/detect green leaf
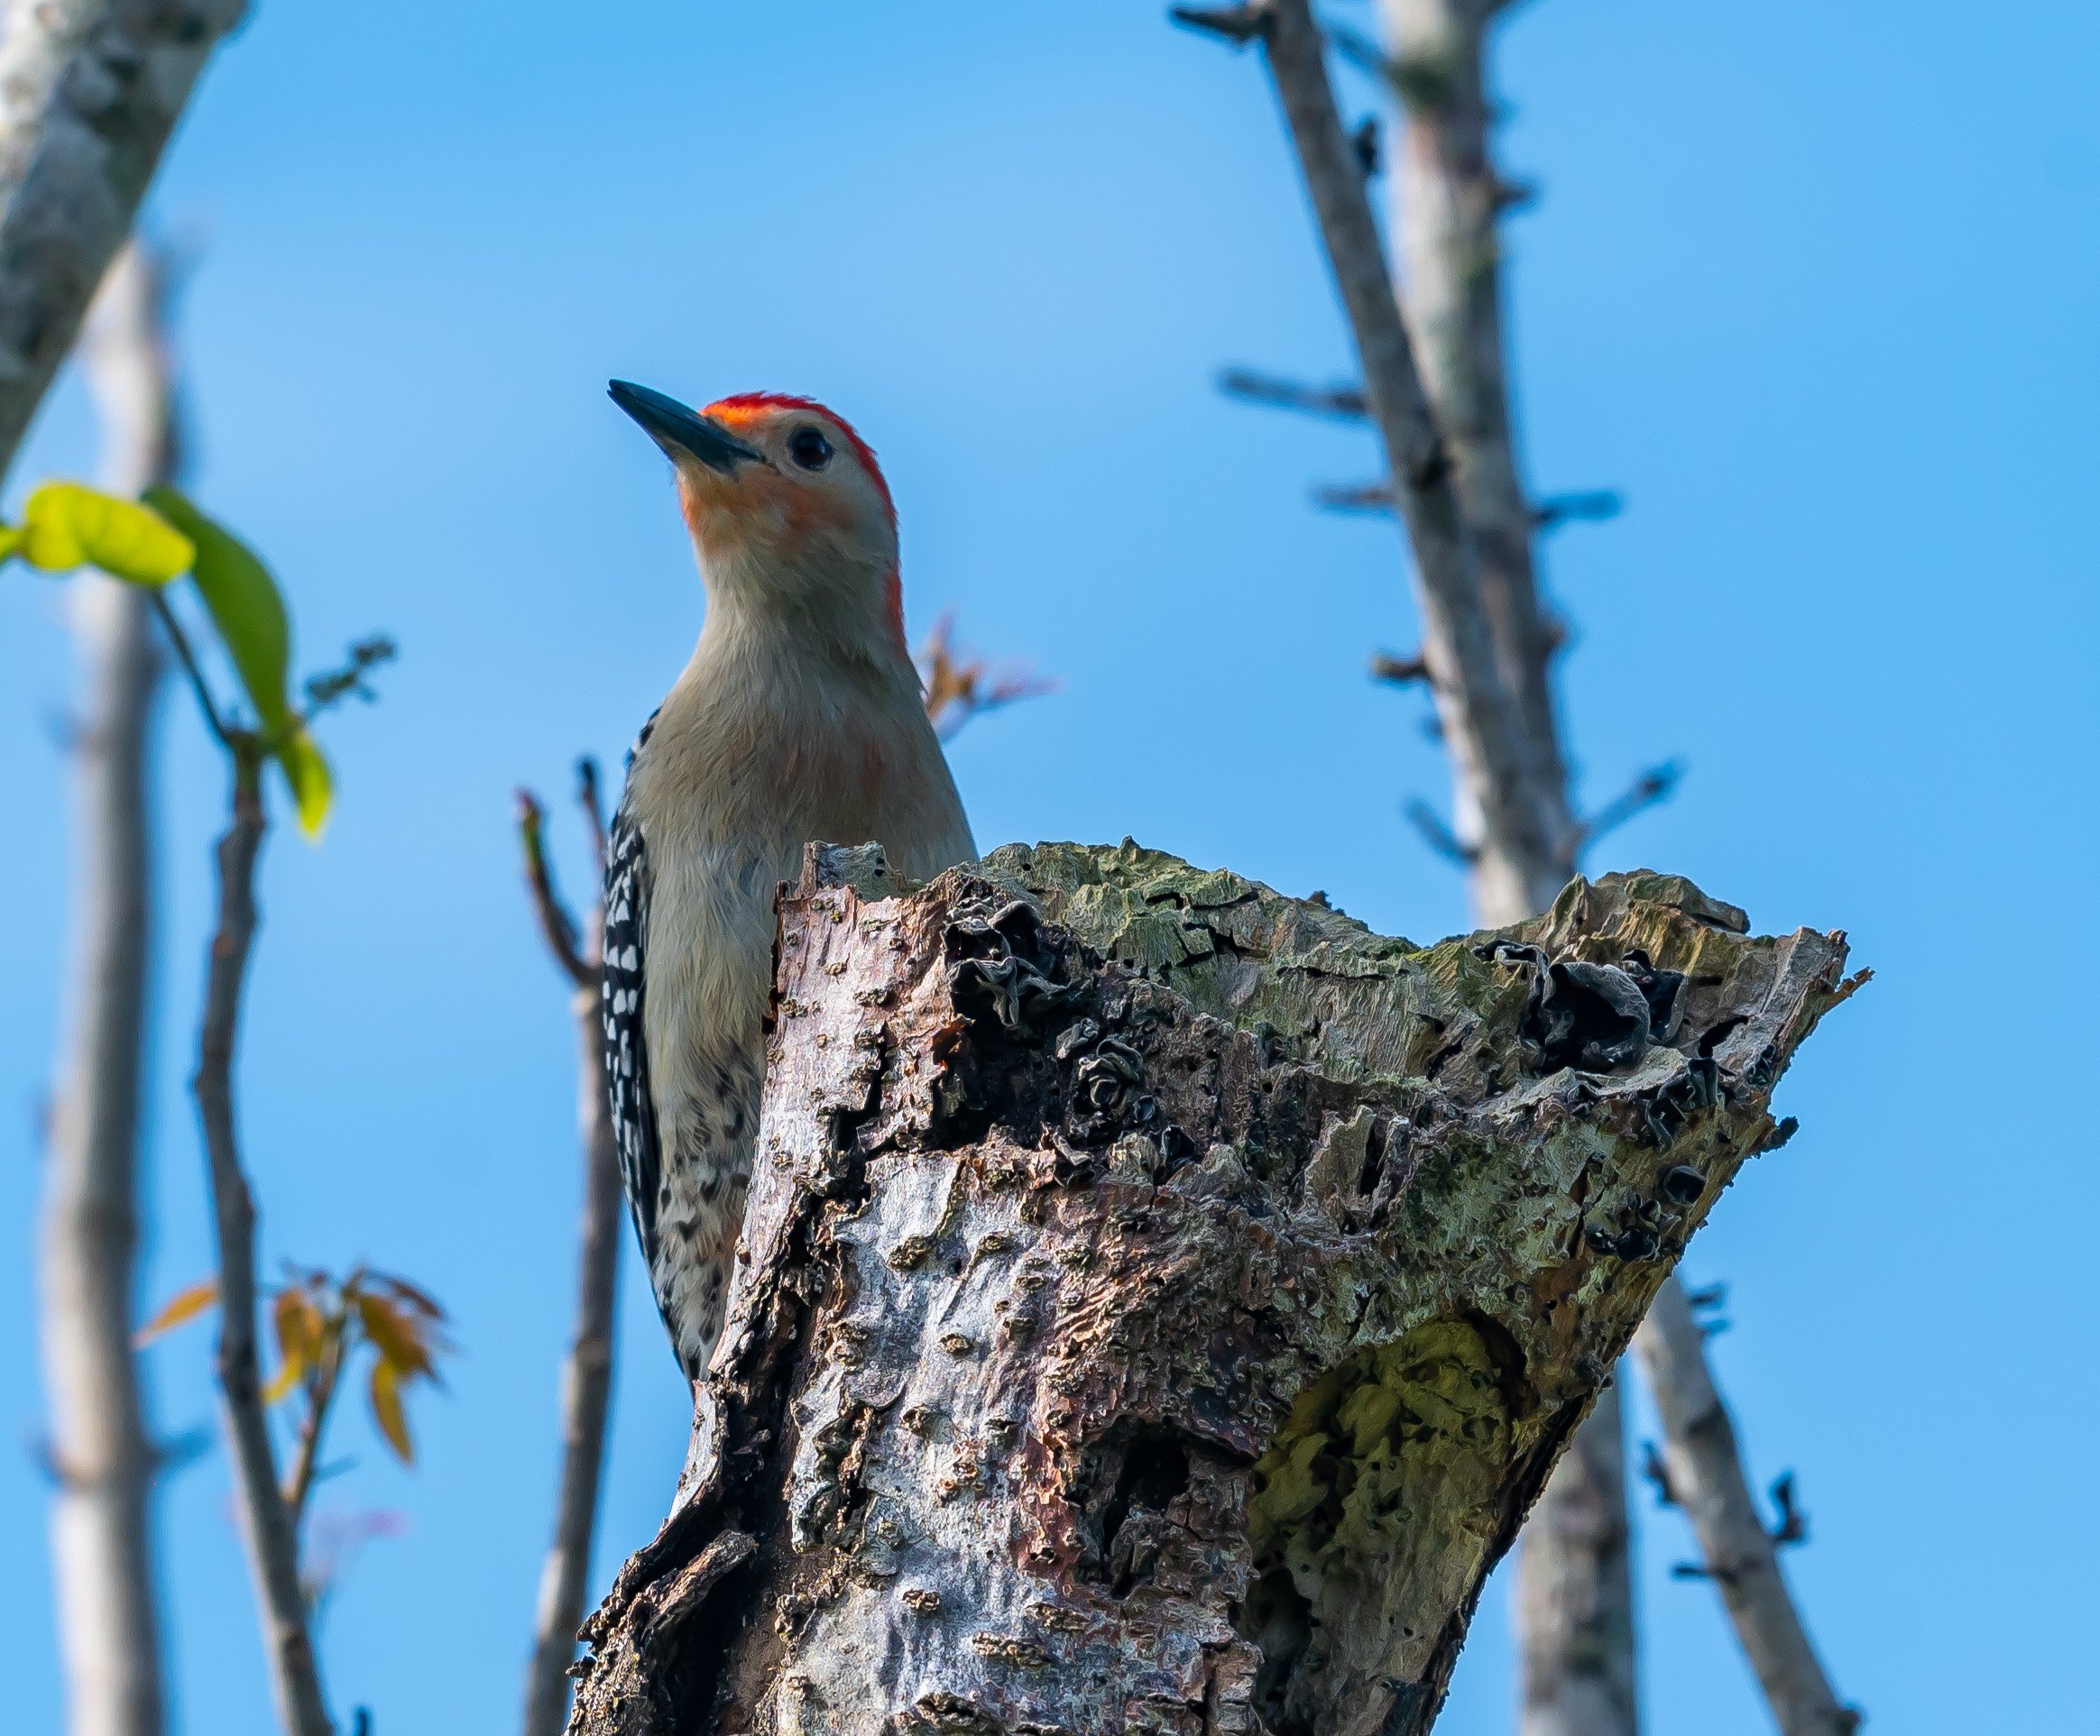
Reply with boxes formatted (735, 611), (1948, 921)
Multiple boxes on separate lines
(0, 525), (23, 563)
(279, 727), (333, 841)
(18, 483), (193, 585)
(145, 486), (335, 839)
(143, 487), (290, 730)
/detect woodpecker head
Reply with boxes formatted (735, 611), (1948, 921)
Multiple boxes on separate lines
(610, 380), (905, 654)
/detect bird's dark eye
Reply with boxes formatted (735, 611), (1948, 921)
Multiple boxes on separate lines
(787, 427), (833, 470)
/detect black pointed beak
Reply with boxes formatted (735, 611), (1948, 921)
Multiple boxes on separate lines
(608, 380), (765, 473)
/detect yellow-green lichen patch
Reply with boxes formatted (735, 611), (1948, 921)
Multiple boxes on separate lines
(1245, 1319), (1523, 1686)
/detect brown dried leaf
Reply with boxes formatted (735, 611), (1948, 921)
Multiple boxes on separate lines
(355, 1290), (434, 1382)
(134, 1278), (218, 1346)
(264, 1287), (324, 1404)
(368, 1357), (412, 1464)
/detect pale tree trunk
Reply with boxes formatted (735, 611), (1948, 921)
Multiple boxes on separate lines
(38, 237), (180, 1736)
(1181, 7), (1852, 1731)
(1369, 5), (1634, 1726)
(0, 0), (246, 482)
(1511, 1382), (1635, 1736)
(1184, 0), (1567, 918)
(566, 841), (1856, 1735)
(1378, 0), (1567, 871)
(1365, 6), (1859, 1727)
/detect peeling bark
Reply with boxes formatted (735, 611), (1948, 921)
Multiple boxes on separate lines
(569, 841), (1853, 1736)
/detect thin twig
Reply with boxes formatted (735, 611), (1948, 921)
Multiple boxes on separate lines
(281, 1327), (346, 1538)
(1534, 490), (1623, 532)
(516, 793), (590, 991)
(1369, 649), (1432, 688)
(1580, 760), (1682, 852)
(1170, 3), (1270, 44)
(1216, 366), (1368, 420)
(1403, 797), (1476, 866)
(916, 612), (1056, 742)
(1313, 480), (1394, 513)
(193, 745), (333, 1736)
(576, 758), (607, 886)
(150, 591), (232, 748)
(301, 637), (398, 720)
(520, 769), (623, 1736)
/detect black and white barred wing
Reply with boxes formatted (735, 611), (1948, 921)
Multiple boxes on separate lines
(601, 799), (661, 1272)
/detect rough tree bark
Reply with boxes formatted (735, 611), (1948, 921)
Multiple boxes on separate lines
(0, 0), (245, 482)
(520, 773), (626, 1736)
(1631, 1284), (1854, 1736)
(39, 237), (180, 1736)
(567, 840), (1856, 1736)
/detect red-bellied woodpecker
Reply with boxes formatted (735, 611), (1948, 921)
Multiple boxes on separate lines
(601, 381), (975, 1381)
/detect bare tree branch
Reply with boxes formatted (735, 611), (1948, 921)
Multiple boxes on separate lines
(1170, 4), (1268, 44)
(1535, 489), (1623, 532)
(1580, 760), (1683, 854)
(148, 591), (232, 749)
(576, 757), (607, 885)
(520, 759), (624, 1736)
(1402, 795), (1475, 865)
(1313, 480), (1625, 529)
(192, 744), (333, 1736)
(1369, 648), (1432, 687)
(1181, 0), (1570, 923)
(515, 791), (589, 990)
(1313, 478), (1394, 512)
(0, 0), (248, 482)
(1634, 1279), (1860, 1735)
(40, 235), (175, 1736)
(1217, 365), (1368, 420)
(1373, 0), (1578, 914)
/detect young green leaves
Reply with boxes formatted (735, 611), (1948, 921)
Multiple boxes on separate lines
(3, 482), (196, 582)
(145, 486), (333, 836)
(1, 479), (335, 837)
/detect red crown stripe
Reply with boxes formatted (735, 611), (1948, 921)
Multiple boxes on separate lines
(705, 391), (896, 525)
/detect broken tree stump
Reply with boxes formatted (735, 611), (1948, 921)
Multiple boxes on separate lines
(569, 840), (1858, 1736)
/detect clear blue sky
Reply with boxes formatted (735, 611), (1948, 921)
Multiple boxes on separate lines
(2, 2), (2095, 1730)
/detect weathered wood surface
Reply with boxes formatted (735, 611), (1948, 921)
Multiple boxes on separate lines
(570, 840), (1856, 1736)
